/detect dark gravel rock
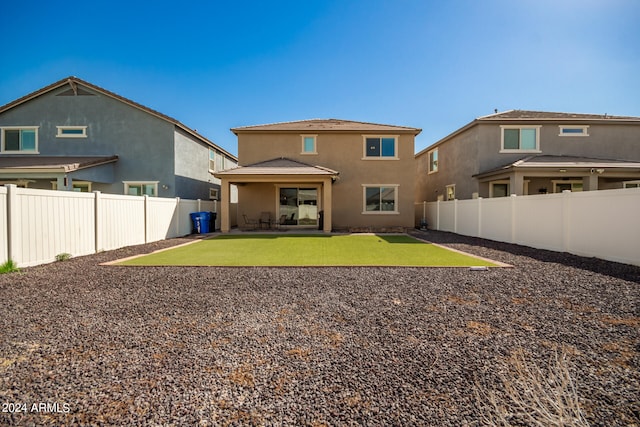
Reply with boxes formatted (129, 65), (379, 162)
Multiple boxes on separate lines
(0, 231), (638, 426)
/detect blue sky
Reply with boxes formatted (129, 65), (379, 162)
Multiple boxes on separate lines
(1, 0), (638, 155)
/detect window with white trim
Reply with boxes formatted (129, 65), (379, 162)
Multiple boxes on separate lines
(623, 180), (640, 188)
(559, 125), (589, 137)
(363, 185), (398, 213)
(500, 126), (541, 152)
(56, 126), (87, 138)
(446, 184), (455, 201)
(1, 127), (38, 152)
(363, 136), (397, 159)
(210, 188), (219, 200)
(301, 135), (317, 154)
(428, 148), (438, 173)
(124, 181), (157, 197)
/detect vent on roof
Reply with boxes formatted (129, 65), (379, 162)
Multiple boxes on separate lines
(56, 86), (95, 96)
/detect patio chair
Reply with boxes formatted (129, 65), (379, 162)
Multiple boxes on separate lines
(259, 211), (272, 229)
(242, 214), (259, 230)
(275, 214), (288, 229)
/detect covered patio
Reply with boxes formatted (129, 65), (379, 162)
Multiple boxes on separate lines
(474, 155), (640, 197)
(215, 158), (339, 233)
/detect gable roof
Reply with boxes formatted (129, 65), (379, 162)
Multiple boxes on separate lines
(232, 119), (421, 135)
(416, 109), (640, 157)
(214, 157), (338, 177)
(478, 110), (640, 121)
(0, 76), (237, 161)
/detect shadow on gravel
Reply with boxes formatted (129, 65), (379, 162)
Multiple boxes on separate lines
(411, 229), (640, 284)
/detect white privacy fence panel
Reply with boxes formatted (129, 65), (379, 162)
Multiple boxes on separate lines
(9, 187), (96, 267)
(147, 197), (180, 242)
(566, 189), (640, 265)
(480, 197), (513, 243)
(98, 193), (146, 252)
(1, 185), (217, 267)
(422, 188), (640, 266)
(513, 194), (564, 252)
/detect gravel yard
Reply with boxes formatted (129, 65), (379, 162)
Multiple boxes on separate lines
(1, 230), (638, 426)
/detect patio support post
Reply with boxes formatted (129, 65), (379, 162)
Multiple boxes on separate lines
(220, 179), (231, 233)
(510, 172), (524, 196)
(322, 177), (332, 233)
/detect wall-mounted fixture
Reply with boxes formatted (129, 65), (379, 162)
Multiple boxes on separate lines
(596, 169), (605, 174)
(161, 184), (169, 190)
(559, 169), (567, 173)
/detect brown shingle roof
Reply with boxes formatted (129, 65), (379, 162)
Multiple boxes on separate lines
(232, 119), (421, 134)
(478, 110), (640, 121)
(0, 156), (118, 172)
(214, 158), (338, 177)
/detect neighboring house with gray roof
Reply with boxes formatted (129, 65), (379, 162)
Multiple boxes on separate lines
(415, 110), (640, 201)
(0, 76), (237, 200)
(215, 119), (421, 232)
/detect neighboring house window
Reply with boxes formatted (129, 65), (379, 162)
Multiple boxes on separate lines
(209, 188), (219, 200)
(56, 126), (87, 138)
(363, 136), (397, 159)
(301, 135), (317, 154)
(1, 127), (38, 153)
(500, 126), (541, 152)
(559, 125), (589, 136)
(428, 148), (438, 173)
(490, 181), (510, 198)
(446, 184), (455, 201)
(623, 180), (640, 188)
(362, 185), (399, 213)
(553, 180), (583, 193)
(209, 149), (216, 172)
(124, 182), (157, 197)
(51, 181), (92, 192)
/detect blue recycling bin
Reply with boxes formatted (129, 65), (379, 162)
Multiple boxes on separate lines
(190, 212), (211, 234)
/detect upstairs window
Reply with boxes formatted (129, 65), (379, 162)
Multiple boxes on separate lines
(428, 148), (438, 173)
(56, 126), (87, 138)
(559, 125), (589, 137)
(209, 149), (224, 172)
(363, 136), (397, 159)
(500, 126), (541, 152)
(1, 127), (38, 152)
(124, 182), (157, 197)
(301, 135), (317, 154)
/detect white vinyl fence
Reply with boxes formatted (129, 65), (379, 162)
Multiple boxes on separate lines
(1, 185), (218, 267)
(416, 188), (640, 267)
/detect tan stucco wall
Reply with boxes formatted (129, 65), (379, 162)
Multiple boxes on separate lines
(236, 131), (416, 230)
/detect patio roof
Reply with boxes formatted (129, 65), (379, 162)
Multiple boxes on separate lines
(0, 155), (119, 174)
(474, 155), (640, 178)
(214, 157), (339, 178)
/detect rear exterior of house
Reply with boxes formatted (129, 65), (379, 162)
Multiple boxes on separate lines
(415, 110), (640, 202)
(0, 77), (237, 200)
(215, 119), (421, 232)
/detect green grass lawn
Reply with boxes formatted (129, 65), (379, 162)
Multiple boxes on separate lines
(118, 234), (499, 267)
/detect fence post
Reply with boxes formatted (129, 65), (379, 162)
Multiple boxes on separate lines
(94, 191), (101, 253)
(197, 199), (202, 212)
(477, 197), (482, 238)
(510, 194), (517, 243)
(144, 195), (149, 243)
(453, 199), (458, 233)
(436, 200), (441, 230)
(562, 190), (571, 252)
(6, 184), (18, 264)
(175, 197), (181, 237)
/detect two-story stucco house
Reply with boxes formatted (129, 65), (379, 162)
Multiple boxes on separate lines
(215, 119), (421, 232)
(415, 110), (640, 202)
(0, 76), (237, 200)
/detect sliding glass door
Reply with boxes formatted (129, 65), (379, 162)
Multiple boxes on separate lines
(279, 187), (318, 226)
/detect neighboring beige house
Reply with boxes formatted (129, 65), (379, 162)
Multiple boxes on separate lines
(215, 119), (421, 232)
(415, 110), (640, 202)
